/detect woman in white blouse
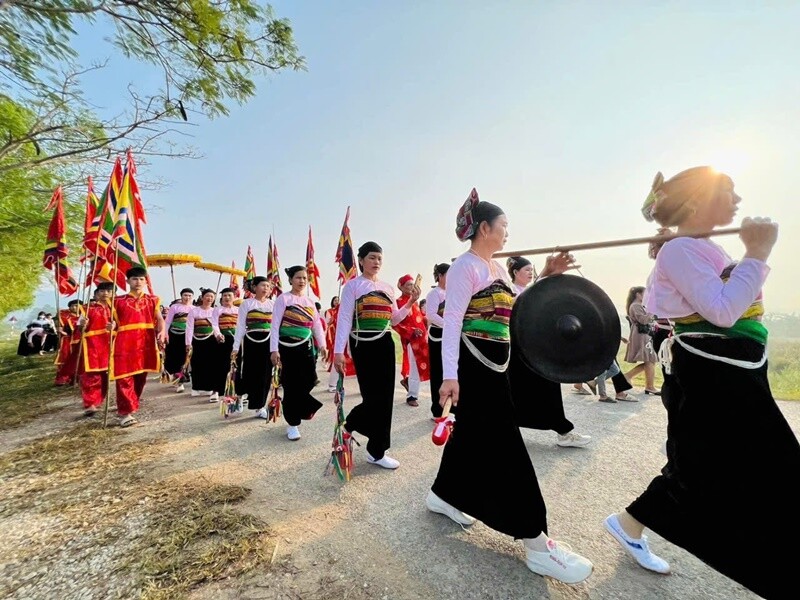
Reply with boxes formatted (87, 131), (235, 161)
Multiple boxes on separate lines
(605, 167), (799, 600)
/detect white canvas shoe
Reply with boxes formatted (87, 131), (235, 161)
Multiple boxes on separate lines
(254, 407), (268, 419)
(175, 383), (185, 393)
(425, 491), (476, 526)
(190, 389), (202, 397)
(604, 514), (670, 574)
(525, 539), (594, 584)
(208, 392), (219, 403)
(287, 425), (301, 441)
(366, 453), (399, 469)
(556, 432), (591, 448)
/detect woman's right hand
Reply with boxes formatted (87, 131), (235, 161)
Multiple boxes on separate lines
(230, 350), (238, 361)
(741, 216), (778, 262)
(334, 353), (346, 374)
(439, 379), (460, 407)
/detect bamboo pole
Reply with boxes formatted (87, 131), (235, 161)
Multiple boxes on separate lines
(492, 227), (741, 259)
(169, 265), (177, 300)
(102, 244), (121, 428)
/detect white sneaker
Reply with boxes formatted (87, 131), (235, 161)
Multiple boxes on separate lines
(604, 514), (670, 574)
(366, 453), (400, 469)
(287, 425), (301, 441)
(557, 432), (591, 448)
(208, 392), (219, 403)
(254, 407), (268, 419)
(190, 389), (201, 397)
(425, 491), (476, 526)
(327, 386), (337, 393)
(175, 383), (185, 393)
(525, 539), (594, 584)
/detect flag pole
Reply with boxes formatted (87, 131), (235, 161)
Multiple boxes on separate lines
(102, 244), (121, 429)
(215, 272), (223, 296)
(170, 264), (177, 299)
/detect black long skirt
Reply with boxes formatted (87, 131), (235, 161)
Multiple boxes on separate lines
(346, 333), (396, 460)
(431, 337), (548, 539)
(428, 327), (444, 418)
(213, 334), (234, 396)
(17, 331), (40, 356)
(43, 332), (58, 352)
(190, 336), (217, 392)
(279, 338), (323, 426)
(238, 332), (271, 410)
(626, 337), (800, 600)
(165, 330), (187, 376)
(508, 343), (573, 435)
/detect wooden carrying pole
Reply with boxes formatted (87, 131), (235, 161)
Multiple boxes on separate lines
(493, 227), (741, 259)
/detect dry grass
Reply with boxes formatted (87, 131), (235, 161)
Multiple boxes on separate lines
(0, 340), (77, 429)
(0, 423), (276, 599)
(137, 482), (275, 600)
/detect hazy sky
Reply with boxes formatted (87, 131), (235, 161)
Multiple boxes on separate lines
(43, 1), (800, 312)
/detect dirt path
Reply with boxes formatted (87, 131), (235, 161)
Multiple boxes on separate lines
(4, 368), (796, 599)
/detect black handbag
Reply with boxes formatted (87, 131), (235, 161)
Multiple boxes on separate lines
(635, 321), (655, 336)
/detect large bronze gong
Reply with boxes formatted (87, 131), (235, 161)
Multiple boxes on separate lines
(510, 274), (621, 383)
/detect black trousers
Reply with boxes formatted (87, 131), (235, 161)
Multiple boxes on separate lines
(428, 327), (444, 417)
(279, 338), (323, 426)
(164, 330), (187, 377)
(190, 336), (217, 391)
(212, 334), (234, 396)
(346, 333), (396, 460)
(508, 344), (573, 435)
(432, 337), (548, 539)
(238, 332), (271, 410)
(626, 337), (800, 600)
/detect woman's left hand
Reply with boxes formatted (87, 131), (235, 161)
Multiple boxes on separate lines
(270, 351), (281, 367)
(317, 348), (328, 363)
(540, 252), (579, 277)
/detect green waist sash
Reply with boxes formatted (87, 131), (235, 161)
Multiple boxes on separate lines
(674, 319), (767, 345)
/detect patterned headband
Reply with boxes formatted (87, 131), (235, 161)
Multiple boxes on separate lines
(641, 171), (666, 222)
(456, 188), (480, 241)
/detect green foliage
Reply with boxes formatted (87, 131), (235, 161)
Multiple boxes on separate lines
(0, 96), (82, 315)
(2, 1), (304, 118)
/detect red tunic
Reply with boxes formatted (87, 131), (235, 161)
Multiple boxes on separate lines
(324, 305), (355, 376)
(394, 295), (430, 381)
(110, 292), (161, 380)
(55, 309), (80, 366)
(80, 300), (112, 373)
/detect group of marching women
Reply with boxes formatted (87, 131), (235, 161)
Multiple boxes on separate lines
(65, 165), (798, 598)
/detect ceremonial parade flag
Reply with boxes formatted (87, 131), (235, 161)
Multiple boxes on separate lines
(266, 235), (282, 297)
(243, 245), (256, 298)
(82, 176), (101, 255)
(229, 261), (241, 298)
(85, 153), (150, 291)
(42, 187), (79, 296)
(335, 206), (357, 284)
(306, 226), (321, 299)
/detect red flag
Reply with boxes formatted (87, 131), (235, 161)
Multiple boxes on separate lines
(334, 207), (357, 284)
(42, 187), (78, 296)
(266, 235), (282, 297)
(306, 226), (321, 299)
(229, 261), (241, 298)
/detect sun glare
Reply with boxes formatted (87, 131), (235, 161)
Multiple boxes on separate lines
(707, 148), (752, 176)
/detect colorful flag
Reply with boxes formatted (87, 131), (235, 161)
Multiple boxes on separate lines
(91, 153), (151, 291)
(85, 158), (124, 288)
(306, 226), (321, 299)
(243, 245), (256, 298)
(266, 235), (282, 297)
(42, 187), (79, 296)
(334, 206), (357, 284)
(229, 261), (241, 298)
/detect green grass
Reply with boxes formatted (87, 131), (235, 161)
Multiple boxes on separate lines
(0, 339), (77, 429)
(618, 338), (800, 401)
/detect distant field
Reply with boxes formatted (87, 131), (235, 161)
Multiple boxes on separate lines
(620, 337), (800, 401)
